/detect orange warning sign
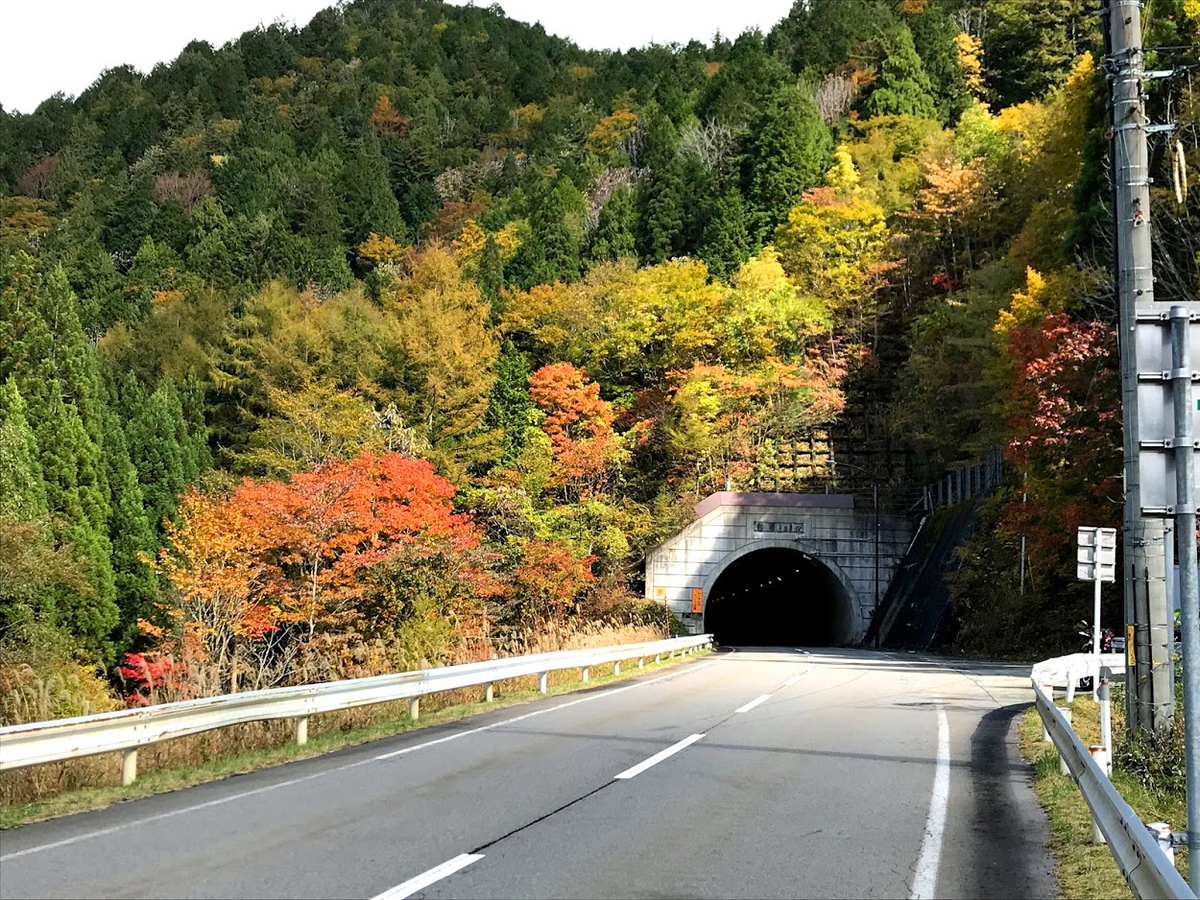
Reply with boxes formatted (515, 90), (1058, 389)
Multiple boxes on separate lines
(691, 588), (703, 614)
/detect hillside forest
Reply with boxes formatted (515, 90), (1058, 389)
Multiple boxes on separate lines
(1, 0), (1198, 722)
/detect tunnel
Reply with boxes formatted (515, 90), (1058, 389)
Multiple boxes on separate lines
(703, 547), (856, 647)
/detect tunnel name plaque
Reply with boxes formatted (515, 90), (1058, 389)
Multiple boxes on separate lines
(752, 521), (805, 535)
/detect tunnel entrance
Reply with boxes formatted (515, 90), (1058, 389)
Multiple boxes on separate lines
(703, 547), (855, 647)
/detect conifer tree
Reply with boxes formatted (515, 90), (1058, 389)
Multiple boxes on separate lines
(1, 256), (118, 652)
(637, 109), (685, 263)
(907, 4), (971, 123)
(340, 130), (406, 252)
(474, 233), (507, 309)
(698, 190), (751, 282)
(588, 184), (637, 264)
(124, 378), (189, 536)
(0, 378), (48, 521)
(103, 170), (157, 264)
(483, 342), (536, 466)
(100, 405), (157, 651)
(745, 83), (833, 241)
(530, 176), (583, 284)
(35, 382), (119, 652)
(862, 25), (937, 119)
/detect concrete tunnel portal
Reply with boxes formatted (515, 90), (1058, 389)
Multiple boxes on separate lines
(703, 547), (856, 647)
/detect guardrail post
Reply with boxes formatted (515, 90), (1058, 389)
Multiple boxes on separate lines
(295, 715), (308, 746)
(582, 666), (589, 683)
(1041, 683), (1056, 742)
(1147, 823), (1175, 866)
(538, 672), (548, 694)
(638, 657), (644, 669)
(613, 661), (620, 676)
(485, 683), (494, 703)
(121, 748), (137, 786)
(409, 697), (419, 722)
(669, 650), (675, 659)
(1058, 709), (1073, 775)
(655, 654), (661, 664)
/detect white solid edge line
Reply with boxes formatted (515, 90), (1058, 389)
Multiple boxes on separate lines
(734, 693), (772, 714)
(1, 657), (719, 862)
(372, 853), (484, 900)
(613, 733), (705, 780)
(910, 700), (950, 900)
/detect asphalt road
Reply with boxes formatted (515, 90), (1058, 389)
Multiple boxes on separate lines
(0, 648), (1055, 900)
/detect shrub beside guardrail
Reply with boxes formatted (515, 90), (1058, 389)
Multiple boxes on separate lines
(0, 634), (713, 786)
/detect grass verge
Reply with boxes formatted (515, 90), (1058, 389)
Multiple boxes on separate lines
(0, 647), (709, 830)
(1018, 696), (1189, 899)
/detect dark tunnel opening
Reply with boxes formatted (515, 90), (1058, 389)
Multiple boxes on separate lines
(703, 547), (854, 647)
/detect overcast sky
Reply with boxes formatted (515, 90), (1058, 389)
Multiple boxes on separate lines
(1, 0), (794, 115)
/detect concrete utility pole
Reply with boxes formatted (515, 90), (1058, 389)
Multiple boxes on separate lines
(1102, 0), (1175, 735)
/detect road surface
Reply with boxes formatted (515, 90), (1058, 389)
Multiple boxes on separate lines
(0, 648), (1055, 899)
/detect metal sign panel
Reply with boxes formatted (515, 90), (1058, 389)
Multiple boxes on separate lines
(1077, 527), (1117, 582)
(1135, 302), (1200, 515)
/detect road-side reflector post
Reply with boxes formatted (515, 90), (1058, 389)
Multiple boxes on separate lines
(1099, 680), (1113, 776)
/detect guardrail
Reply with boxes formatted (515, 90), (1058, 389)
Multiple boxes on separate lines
(0, 634), (713, 785)
(1032, 657), (1195, 900)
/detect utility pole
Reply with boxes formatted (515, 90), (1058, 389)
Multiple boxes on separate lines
(1102, 0), (1175, 735)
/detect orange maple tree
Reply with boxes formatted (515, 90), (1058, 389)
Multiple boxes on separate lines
(528, 363), (620, 497)
(147, 452), (481, 692)
(509, 538), (596, 623)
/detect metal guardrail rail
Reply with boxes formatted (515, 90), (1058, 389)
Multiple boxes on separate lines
(1031, 659), (1195, 900)
(0, 634), (713, 784)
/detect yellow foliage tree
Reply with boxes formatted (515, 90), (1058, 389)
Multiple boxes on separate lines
(357, 232), (409, 269)
(955, 33), (985, 99)
(586, 108), (638, 157)
(452, 219), (522, 262)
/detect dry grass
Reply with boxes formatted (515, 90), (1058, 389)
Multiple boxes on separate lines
(1018, 695), (1189, 899)
(0, 628), (698, 823)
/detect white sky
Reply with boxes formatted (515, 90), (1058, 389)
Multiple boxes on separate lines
(0, 0), (794, 115)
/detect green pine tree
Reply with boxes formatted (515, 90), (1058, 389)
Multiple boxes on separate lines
(588, 184), (637, 264)
(637, 109), (685, 263)
(530, 176), (584, 284)
(482, 342), (536, 467)
(340, 131), (405, 252)
(698, 190), (751, 282)
(745, 83), (833, 241)
(863, 25), (938, 119)
(908, 4), (971, 124)
(0, 377), (49, 521)
(34, 382), (120, 653)
(474, 233), (506, 310)
(0, 255), (119, 653)
(100, 404), (158, 653)
(102, 170), (157, 264)
(123, 378), (189, 536)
